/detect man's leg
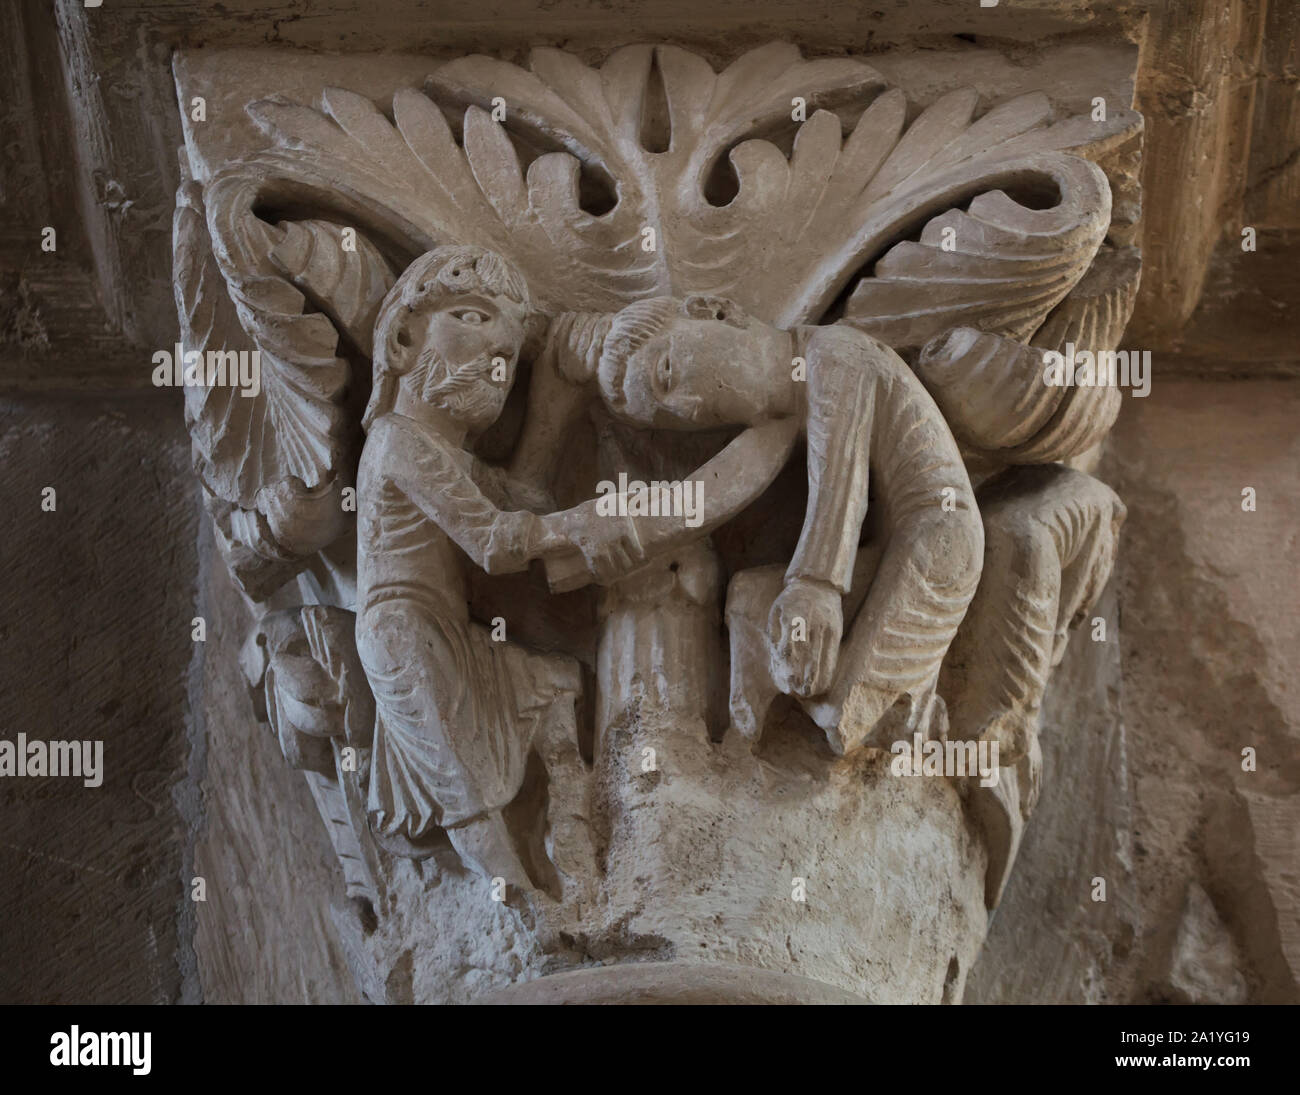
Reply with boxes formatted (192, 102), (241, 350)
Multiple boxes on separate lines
(444, 812), (533, 892)
(806, 502), (983, 754)
(941, 464), (1126, 761)
(357, 603), (534, 887)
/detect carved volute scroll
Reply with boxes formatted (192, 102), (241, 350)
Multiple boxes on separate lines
(174, 42), (1141, 1004)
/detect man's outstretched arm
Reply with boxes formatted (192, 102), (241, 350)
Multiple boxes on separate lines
(769, 326), (878, 698)
(375, 416), (555, 575)
(807, 348), (983, 753)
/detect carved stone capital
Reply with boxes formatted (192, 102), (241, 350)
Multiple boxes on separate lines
(174, 41), (1141, 1003)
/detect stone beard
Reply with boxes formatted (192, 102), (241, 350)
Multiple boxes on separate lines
(409, 342), (507, 426)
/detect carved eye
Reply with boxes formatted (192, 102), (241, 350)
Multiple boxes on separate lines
(656, 352), (674, 391)
(452, 308), (489, 325)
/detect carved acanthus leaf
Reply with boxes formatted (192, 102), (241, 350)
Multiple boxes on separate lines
(219, 45), (1135, 330)
(911, 245), (1141, 463)
(179, 171), (401, 575)
(271, 219), (395, 359)
(180, 175), (336, 507)
(840, 154), (1111, 350)
(1031, 244), (1142, 358)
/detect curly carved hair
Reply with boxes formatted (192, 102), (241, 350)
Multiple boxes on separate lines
(586, 295), (748, 406)
(365, 245), (531, 429)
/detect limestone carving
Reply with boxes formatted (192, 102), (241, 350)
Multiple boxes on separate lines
(173, 42), (1141, 1002)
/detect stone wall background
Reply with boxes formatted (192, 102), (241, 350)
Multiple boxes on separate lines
(0, 394), (199, 1003)
(1, 0), (1296, 1003)
(191, 548), (363, 1004)
(969, 382), (1300, 1004)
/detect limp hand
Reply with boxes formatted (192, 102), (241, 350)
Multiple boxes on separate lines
(767, 577), (843, 698)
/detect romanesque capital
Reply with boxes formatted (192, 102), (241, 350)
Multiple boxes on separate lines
(172, 42), (1142, 1003)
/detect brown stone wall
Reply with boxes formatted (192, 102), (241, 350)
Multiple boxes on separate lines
(0, 393), (199, 1003)
(970, 379), (1300, 1003)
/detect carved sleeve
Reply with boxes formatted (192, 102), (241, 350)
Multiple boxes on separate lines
(786, 330), (875, 594)
(380, 417), (537, 574)
(469, 460), (554, 513)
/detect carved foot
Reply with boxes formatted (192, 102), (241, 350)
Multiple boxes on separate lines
(811, 678), (947, 756)
(446, 809), (534, 897)
(965, 733), (1043, 909)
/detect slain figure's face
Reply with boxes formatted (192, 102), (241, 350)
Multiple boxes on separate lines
(605, 311), (784, 430)
(408, 293), (526, 430)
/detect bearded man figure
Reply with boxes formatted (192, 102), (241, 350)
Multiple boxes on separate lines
(354, 244), (583, 891)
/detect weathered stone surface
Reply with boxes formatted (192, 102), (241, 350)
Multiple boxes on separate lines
(1107, 382), (1300, 1005)
(1166, 882), (1248, 1005)
(966, 582), (1136, 1004)
(971, 379), (1300, 1004)
(0, 394), (199, 1004)
(5, 2), (1294, 389)
(191, 548), (363, 1004)
(353, 707), (988, 1005)
(162, 38), (1140, 1004)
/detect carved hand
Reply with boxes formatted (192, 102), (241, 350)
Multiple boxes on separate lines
(482, 511), (546, 574)
(768, 577), (843, 699)
(544, 511), (646, 586)
(588, 533), (646, 585)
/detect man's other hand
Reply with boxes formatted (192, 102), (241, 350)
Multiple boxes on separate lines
(767, 577), (843, 698)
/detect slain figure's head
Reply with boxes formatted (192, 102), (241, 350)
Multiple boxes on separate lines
(366, 245), (531, 432)
(596, 295), (790, 429)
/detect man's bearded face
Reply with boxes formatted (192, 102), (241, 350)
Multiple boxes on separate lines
(407, 294), (526, 430)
